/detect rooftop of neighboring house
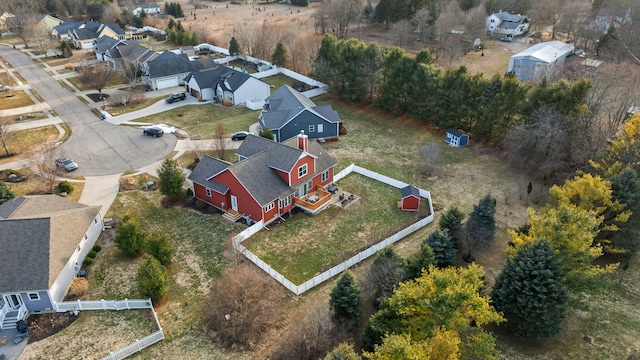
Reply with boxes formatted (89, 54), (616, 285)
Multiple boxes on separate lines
(260, 85), (340, 130)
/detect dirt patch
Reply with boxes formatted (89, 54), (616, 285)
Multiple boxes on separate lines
(26, 312), (79, 343)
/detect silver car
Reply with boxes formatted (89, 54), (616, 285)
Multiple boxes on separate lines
(55, 156), (78, 171)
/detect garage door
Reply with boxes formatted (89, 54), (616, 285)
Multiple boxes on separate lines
(156, 76), (179, 89)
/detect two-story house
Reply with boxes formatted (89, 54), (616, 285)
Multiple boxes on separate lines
(486, 11), (530, 36)
(188, 132), (337, 225)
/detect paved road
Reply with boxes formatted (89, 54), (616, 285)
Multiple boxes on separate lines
(0, 45), (175, 176)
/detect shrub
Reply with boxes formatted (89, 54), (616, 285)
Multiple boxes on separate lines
(92, 244), (102, 253)
(68, 277), (88, 297)
(146, 232), (173, 267)
(58, 181), (73, 194)
(115, 214), (147, 256)
(138, 256), (168, 301)
(83, 257), (93, 266)
(64, 62), (74, 70)
(222, 97), (232, 107)
(87, 250), (97, 259)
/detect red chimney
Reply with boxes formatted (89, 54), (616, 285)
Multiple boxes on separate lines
(297, 130), (308, 152)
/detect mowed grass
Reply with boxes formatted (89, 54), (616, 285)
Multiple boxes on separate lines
(0, 90), (35, 109)
(136, 104), (260, 137)
(261, 73), (300, 89)
(108, 95), (166, 116)
(0, 125), (59, 163)
(247, 173), (428, 285)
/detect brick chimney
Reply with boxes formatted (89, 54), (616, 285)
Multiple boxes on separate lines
(297, 130), (308, 152)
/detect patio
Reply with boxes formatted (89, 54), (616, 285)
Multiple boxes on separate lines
(0, 326), (29, 360)
(294, 187), (332, 213)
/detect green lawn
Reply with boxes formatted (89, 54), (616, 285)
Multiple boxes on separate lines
(135, 104), (260, 137)
(0, 33), (22, 45)
(247, 173), (428, 285)
(108, 95), (166, 116)
(261, 73), (300, 89)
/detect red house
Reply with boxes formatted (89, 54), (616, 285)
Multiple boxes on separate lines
(398, 185), (421, 211)
(188, 132), (337, 225)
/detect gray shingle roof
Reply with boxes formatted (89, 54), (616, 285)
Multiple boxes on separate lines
(187, 155), (230, 194)
(229, 151), (292, 206)
(74, 27), (97, 40)
(236, 134), (305, 173)
(53, 21), (81, 35)
(105, 23), (125, 35)
(186, 65), (254, 92)
(401, 185), (420, 198)
(146, 53), (216, 79)
(94, 36), (122, 53)
(261, 85), (340, 130)
(494, 11), (527, 23)
(0, 195), (101, 293)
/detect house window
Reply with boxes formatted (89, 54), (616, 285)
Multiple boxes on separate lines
(264, 202), (275, 212)
(28, 293), (40, 301)
(94, 218), (98, 224)
(309, 125), (315, 133)
(491, 19), (495, 23)
(84, 234), (88, 241)
(77, 245), (81, 252)
(322, 170), (330, 182)
(280, 196), (291, 208)
(318, 124), (323, 133)
(206, 188), (212, 197)
(298, 164), (308, 178)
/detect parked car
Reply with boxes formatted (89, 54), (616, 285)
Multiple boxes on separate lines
(55, 156), (78, 172)
(143, 127), (164, 137)
(0, 85), (10, 92)
(165, 92), (187, 104)
(231, 131), (249, 141)
(500, 34), (513, 42)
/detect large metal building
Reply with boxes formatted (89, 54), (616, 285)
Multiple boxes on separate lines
(507, 41), (574, 82)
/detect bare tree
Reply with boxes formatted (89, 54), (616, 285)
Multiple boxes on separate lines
(412, 8), (434, 43)
(101, 1), (121, 24)
(322, 0), (364, 39)
(530, 0), (564, 39)
(120, 59), (140, 84)
(6, 15), (38, 47)
(394, 20), (412, 47)
(0, 116), (16, 157)
(213, 122), (228, 160)
(28, 21), (53, 57)
(78, 65), (118, 97)
(30, 143), (60, 193)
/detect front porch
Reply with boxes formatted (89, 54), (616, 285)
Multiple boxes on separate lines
(0, 303), (27, 330)
(294, 187), (332, 214)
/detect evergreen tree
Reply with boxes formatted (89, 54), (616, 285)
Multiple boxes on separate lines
(609, 168), (640, 253)
(58, 42), (73, 58)
(190, 32), (199, 46)
(369, 248), (407, 299)
(491, 240), (568, 338)
(0, 180), (15, 205)
(167, 18), (176, 30)
(229, 36), (240, 56)
(158, 158), (185, 201)
(329, 271), (362, 325)
(146, 231), (174, 267)
(426, 228), (456, 268)
(406, 242), (436, 279)
(259, 126), (274, 140)
(465, 195), (496, 259)
(115, 214), (146, 257)
(271, 42), (288, 67)
(137, 256), (169, 301)
(438, 206), (465, 247)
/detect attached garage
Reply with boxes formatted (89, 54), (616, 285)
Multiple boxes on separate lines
(155, 76), (179, 89)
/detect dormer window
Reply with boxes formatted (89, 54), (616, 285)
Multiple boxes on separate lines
(298, 164), (308, 178)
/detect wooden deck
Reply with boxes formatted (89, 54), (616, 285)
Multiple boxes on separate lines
(294, 188), (332, 213)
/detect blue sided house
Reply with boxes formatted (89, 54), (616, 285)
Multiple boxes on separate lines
(445, 129), (469, 147)
(259, 85), (341, 143)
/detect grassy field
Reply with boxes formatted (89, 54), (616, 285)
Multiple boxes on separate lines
(261, 73), (300, 89)
(0, 90), (35, 109)
(247, 173), (428, 284)
(135, 104), (260, 137)
(0, 33), (23, 45)
(0, 126), (59, 164)
(107, 95), (166, 116)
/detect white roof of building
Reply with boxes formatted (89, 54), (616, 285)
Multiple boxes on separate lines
(511, 41), (574, 64)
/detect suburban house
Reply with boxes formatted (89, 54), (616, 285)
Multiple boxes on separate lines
(0, 195), (103, 329)
(104, 41), (157, 70)
(485, 11), (530, 36)
(93, 36), (124, 62)
(70, 21), (125, 49)
(5, 13), (63, 35)
(445, 129), (469, 147)
(507, 40), (574, 82)
(141, 52), (217, 90)
(398, 185), (421, 211)
(590, 8), (632, 34)
(184, 66), (270, 106)
(259, 85), (341, 143)
(132, 3), (162, 16)
(188, 132), (337, 225)
(52, 21), (81, 41)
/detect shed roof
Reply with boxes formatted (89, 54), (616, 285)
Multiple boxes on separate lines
(401, 185), (420, 199)
(0, 195), (101, 293)
(447, 128), (466, 137)
(510, 41), (574, 64)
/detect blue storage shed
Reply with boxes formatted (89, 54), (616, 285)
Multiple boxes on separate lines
(445, 129), (469, 147)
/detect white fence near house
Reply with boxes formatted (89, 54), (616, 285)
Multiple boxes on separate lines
(232, 164), (434, 295)
(55, 298), (164, 360)
(252, 68), (280, 79)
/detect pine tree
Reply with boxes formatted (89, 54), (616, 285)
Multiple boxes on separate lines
(0, 180), (15, 205)
(465, 195), (496, 260)
(271, 42), (288, 67)
(259, 126), (274, 140)
(426, 228), (456, 268)
(609, 168), (640, 253)
(158, 158), (185, 201)
(229, 36), (240, 56)
(491, 240), (568, 338)
(329, 271), (362, 325)
(167, 18), (176, 29)
(137, 256), (169, 301)
(369, 248), (407, 299)
(438, 206), (465, 247)
(115, 214), (147, 257)
(146, 231), (174, 267)
(406, 241), (436, 279)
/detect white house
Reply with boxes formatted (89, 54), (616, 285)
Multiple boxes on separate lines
(0, 196), (103, 328)
(486, 11), (530, 36)
(184, 65), (270, 107)
(132, 4), (161, 16)
(507, 41), (574, 82)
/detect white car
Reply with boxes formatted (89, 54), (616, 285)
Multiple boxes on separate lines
(55, 156), (78, 171)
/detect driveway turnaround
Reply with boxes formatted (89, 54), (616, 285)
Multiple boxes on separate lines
(0, 46), (175, 176)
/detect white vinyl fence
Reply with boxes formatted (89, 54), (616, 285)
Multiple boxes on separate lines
(233, 164), (434, 295)
(56, 299), (164, 360)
